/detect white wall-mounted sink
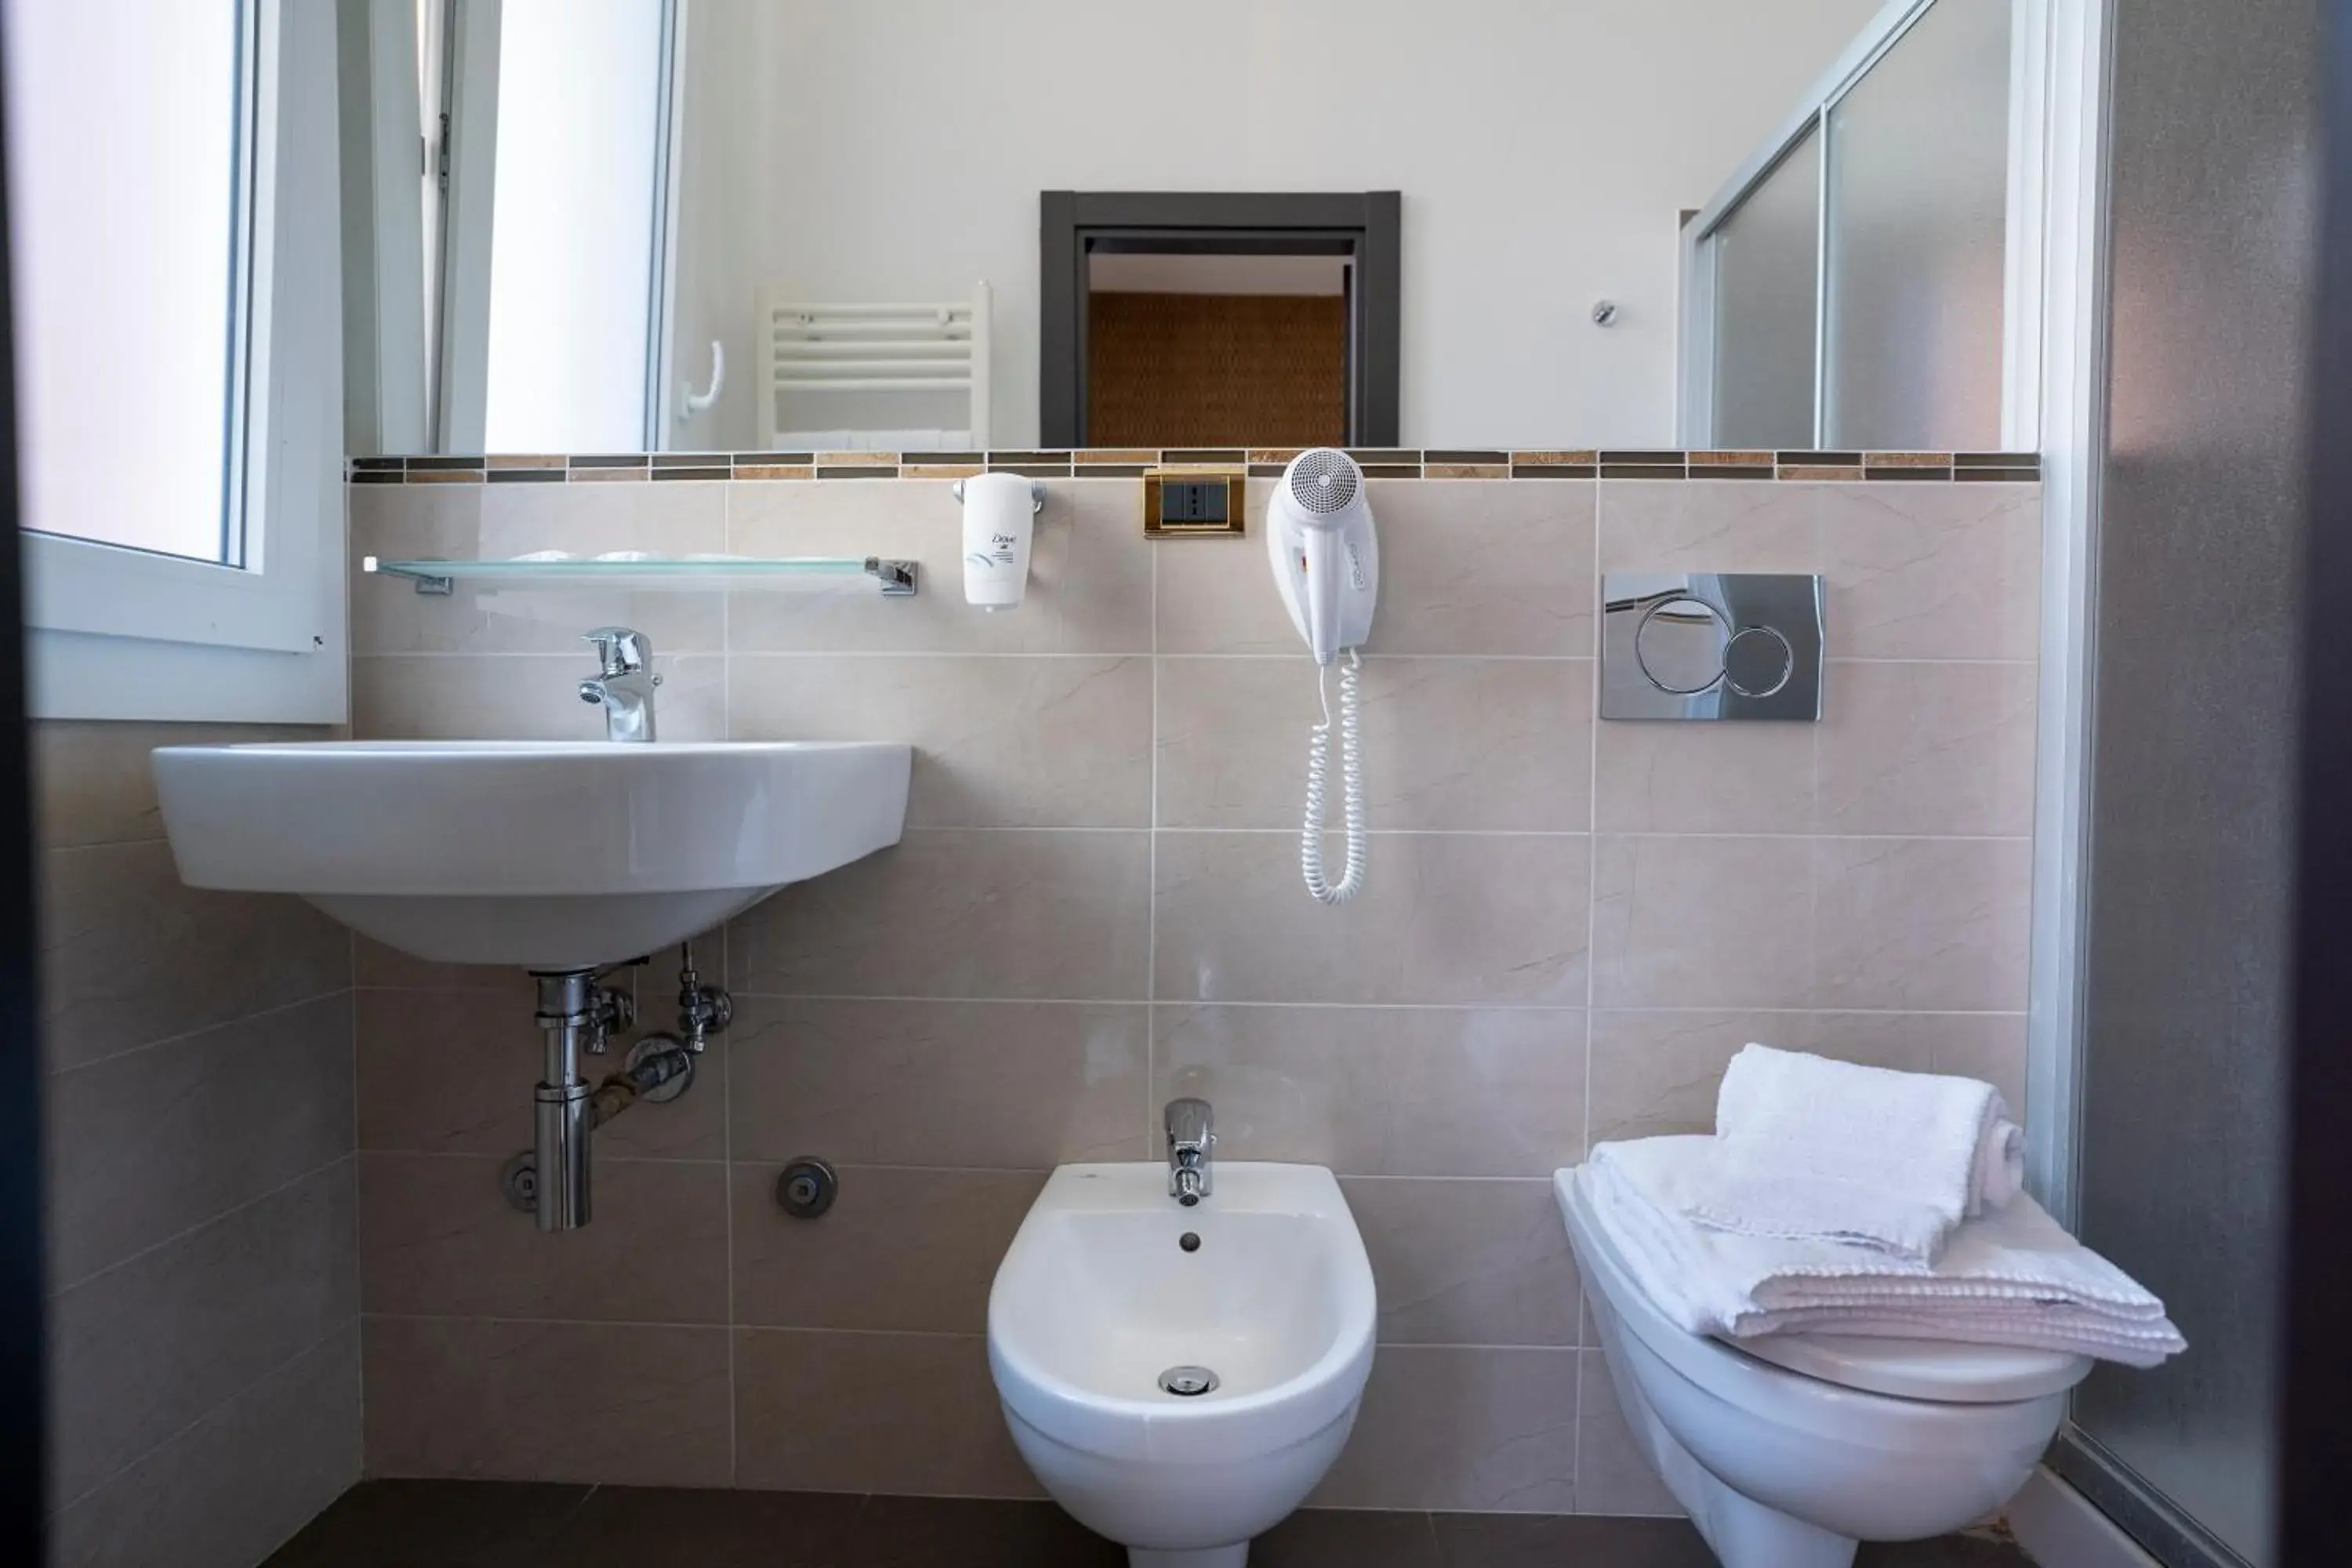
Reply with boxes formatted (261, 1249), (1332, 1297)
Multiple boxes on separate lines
(153, 740), (910, 969)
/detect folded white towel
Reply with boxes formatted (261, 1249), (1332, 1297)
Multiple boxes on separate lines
(1573, 1136), (2185, 1368)
(1681, 1044), (2026, 1261)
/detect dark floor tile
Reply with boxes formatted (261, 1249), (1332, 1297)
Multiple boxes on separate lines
(262, 1482), (2034, 1568)
(261, 1480), (591, 1568)
(1254, 1508), (1440, 1566)
(1433, 1512), (1715, 1566)
(524, 1486), (869, 1567)
(1858, 1530), (2036, 1566)
(842, 1495), (1124, 1567)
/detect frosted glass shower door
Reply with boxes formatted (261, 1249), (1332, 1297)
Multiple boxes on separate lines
(1709, 128), (1822, 452)
(1822, 0), (2013, 450)
(1680, 0), (2023, 452)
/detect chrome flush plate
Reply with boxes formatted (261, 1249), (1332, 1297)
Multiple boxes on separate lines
(1600, 572), (1824, 720)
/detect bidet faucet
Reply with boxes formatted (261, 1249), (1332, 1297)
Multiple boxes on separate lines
(579, 626), (661, 742)
(1166, 1097), (1214, 1206)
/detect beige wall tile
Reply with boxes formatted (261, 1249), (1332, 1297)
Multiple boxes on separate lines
(40, 840), (350, 1069)
(351, 652), (726, 742)
(1814, 661), (2038, 837)
(48, 995), (353, 1286)
(363, 1316), (731, 1485)
(1157, 481), (1595, 657)
(49, 1325), (360, 1568)
(728, 997), (1148, 1167)
(1813, 837), (2032, 1011)
(1598, 662), (2039, 840)
(1343, 1178), (1580, 1348)
(1820, 483), (2042, 661)
(1150, 504), (1296, 657)
(1308, 1345), (1577, 1512)
(1156, 657), (1592, 831)
(728, 479), (1152, 655)
(351, 481), (728, 655)
(735, 1328), (1040, 1497)
(35, 720), (175, 850)
(1573, 1348), (1682, 1516)
(358, 1154), (727, 1323)
(38, 720), (360, 1541)
(1599, 479), (2043, 660)
(730, 829), (1151, 1000)
(1590, 836), (1815, 1009)
(1594, 719), (1816, 834)
(1592, 836), (2031, 1013)
(732, 1165), (1042, 1333)
(1154, 833), (1589, 1006)
(1599, 480), (1816, 579)
(729, 654), (1152, 827)
(34, 720), (331, 850)
(51, 1163), (357, 1501)
(355, 975), (724, 1159)
(1359, 481), (1597, 655)
(1153, 1005), (1583, 1178)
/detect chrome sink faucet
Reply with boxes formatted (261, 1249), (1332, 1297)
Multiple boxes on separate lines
(579, 626), (661, 742)
(1166, 1097), (1214, 1206)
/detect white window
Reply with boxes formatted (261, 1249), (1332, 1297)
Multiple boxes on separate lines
(480, 0), (666, 452)
(4, 0), (346, 723)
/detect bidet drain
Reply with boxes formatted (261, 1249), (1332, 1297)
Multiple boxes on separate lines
(1158, 1365), (1219, 1397)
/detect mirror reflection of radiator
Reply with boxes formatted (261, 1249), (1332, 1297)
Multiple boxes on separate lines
(754, 281), (990, 451)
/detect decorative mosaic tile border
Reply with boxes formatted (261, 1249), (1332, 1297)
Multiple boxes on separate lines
(350, 448), (2041, 485)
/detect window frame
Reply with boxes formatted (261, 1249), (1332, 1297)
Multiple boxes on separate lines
(20, 0), (347, 724)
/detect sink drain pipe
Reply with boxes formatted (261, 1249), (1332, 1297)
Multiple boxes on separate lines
(530, 970), (624, 1232)
(520, 956), (724, 1232)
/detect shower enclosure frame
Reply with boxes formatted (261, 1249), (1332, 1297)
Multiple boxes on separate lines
(1674, 0), (2048, 454)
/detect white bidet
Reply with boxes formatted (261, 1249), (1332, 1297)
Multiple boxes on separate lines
(987, 1162), (1376, 1568)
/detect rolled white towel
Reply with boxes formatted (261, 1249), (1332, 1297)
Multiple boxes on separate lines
(1686, 1044), (2026, 1262)
(1976, 1115), (2026, 1213)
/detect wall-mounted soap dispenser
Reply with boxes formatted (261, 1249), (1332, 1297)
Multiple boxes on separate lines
(953, 474), (1043, 610)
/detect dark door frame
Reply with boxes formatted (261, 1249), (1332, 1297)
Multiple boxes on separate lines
(2281, 4), (2352, 1558)
(0, 37), (46, 1567)
(1039, 191), (1400, 449)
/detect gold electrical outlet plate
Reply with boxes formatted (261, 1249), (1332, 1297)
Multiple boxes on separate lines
(1142, 467), (1247, 538)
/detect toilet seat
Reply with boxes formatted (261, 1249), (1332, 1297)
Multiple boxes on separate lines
(1733, 1329), (2086, 1404)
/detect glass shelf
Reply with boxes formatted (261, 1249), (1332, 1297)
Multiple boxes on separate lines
(361, 554), (918, 597)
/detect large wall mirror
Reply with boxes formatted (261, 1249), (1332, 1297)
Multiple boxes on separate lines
(346, 0), (2031, 456)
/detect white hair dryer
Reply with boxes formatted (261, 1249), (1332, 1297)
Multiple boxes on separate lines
(1266, 449), (1379, 903)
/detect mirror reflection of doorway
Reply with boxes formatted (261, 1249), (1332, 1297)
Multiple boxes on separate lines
(1040, 192), (1400, 448)
(1085, 251), (1349, 448)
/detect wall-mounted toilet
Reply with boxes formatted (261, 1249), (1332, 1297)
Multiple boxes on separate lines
(1559, 1166), (2092, 1568)
(987, 1162), (1375, 1567)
